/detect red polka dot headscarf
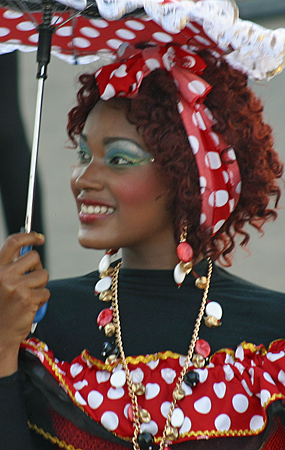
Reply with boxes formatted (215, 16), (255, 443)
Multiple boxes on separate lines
(94, 44), (241, 236)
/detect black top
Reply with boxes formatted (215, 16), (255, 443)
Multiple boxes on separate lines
(1, 260), (284, 450)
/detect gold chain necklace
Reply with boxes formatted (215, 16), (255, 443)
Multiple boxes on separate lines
(109, 258), (213, 450)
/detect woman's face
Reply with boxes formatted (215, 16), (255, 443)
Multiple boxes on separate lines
(71, 100), (175, 258)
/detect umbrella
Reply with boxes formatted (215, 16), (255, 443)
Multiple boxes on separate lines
(0, 0), (285, 325)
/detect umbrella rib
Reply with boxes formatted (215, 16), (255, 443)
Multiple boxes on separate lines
(55, 3), (92, 29)
(6, 0), (40, 25)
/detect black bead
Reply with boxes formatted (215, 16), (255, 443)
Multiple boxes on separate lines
(138, 432), (154, 449)
(184, 370), (200, 387)
(101, 341), (118, 357)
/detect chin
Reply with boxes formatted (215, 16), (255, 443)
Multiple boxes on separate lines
(77, 230), (115, 250)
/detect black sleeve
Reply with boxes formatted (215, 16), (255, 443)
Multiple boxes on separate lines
(0, 371), (36, 450)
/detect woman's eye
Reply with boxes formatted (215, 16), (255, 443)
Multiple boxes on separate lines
(78, 150), (92, 163)
(108, 155), (133, 166)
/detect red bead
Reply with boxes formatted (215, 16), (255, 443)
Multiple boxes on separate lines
(195, 339), (211, 358)
(176, 242), (193, 263)
(97, 308), (113, 327)
(127, 404), (134, 422)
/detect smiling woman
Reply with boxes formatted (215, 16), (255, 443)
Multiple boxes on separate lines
(0, 4), (285, 450)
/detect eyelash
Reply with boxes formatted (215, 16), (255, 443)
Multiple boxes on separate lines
(77, 149), (92, 163)
(107, 155), (134, 166)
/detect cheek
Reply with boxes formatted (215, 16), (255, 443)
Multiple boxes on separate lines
(114, 170), (167, 208)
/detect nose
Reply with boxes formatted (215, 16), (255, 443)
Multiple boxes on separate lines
(73, 158), (104, 192)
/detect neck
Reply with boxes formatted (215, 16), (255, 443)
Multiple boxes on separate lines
(121, 236), (178, 270)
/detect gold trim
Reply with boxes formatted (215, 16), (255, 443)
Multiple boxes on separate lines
(28, 421), (81, 450)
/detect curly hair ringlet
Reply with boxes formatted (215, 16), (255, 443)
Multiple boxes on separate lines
(67, 49), (283, 266)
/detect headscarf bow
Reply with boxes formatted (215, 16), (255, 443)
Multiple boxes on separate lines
(95, 44), (241, 236)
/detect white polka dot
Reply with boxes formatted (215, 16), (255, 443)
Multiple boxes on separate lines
(28, 34), (38, 43)
(213, 220), (225, 234)
(152, 32), (173, 43)
(107, 387), (125, 399)
(140, 420), (158, 435)
(263, 372), (275, 385)
(70, 363), (83, 378)
(227, 148), (237, 161)
(75, 391), (87, 405)
(90, 19), (108, 28)
(235, 345), (244, 361)
(177, 102), (184, 114)
(208, 190), (229, 207)
(223, 170), (229, 184)
(110, 369), (126, 388)
(145, 58), (161, 71)
(258, 389), (271, 407)
(124, 403), (131, 419)
(196, 111), (206, 130)
(181, 381), (193, 396)
(184, 56), (196, 68)
(171, 408), (184, 428)
(101, 83), (116, 101)
(115, 29), (136, 40)
(210, 132), (219, 146)
(229, 198), (235, 212)
(73, 37), (91, 48)
(194, 368), (208, 383)
(0, 27), (10, 37)
(56, 26), (73, 36)
(130, 368), (144, 383)
(161, 401), (171, 418)
(205, 152), (221, 169)
(80, 27), (100, 38)
(145, 383), (160, 399)
(189, 135), (199, 154)
(51, 16), (63, 25)
(73, 380), (88, 390)
(161, 368), (176, 384)
(278, 369), (285, 386)
(250, 415), (265, 431)
(186, 22), (200, 34)
(113, 64), (128, 78)
(223, 365), (234, 381)
(146, 359), (159, 370)
(236, 181), (242, 194)
(188, 80), (206, 95)
(195, 35), (212, 46)
(106, 38), (123, 49)
(267, 351), (285, 362)
(16, 21), (36, 31)
(200, 213), (206, 224)
(215, 414), (231, 431)
(204, 107), (214, 120)
(3, 10), (23, 18)
(126, 20), (145, 30)
(235, 362), (245, 375)
(136, 70), (143, 82)
(241, 379), (253, 397)
(232, 393), (249, 413)
(192, 113), (198, 127)
(180, 416), (192, 434)
(199, 176), (207, 194)
(88, 390), (104, 409)
(101, 411), (119, 431)
(213, 382), (226, 399)
(96, 370), (110, 383)
(194, 396), (211, 414)
(179, 356), (187, 367)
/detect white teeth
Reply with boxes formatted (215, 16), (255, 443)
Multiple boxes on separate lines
(81, 204), (114, 215)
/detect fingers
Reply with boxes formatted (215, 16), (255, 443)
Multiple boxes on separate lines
(0, 232), (45, 266)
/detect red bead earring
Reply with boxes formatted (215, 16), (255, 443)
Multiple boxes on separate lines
(173, 225), (193, 287)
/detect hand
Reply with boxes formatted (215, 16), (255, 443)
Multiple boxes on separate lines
(0, 232), (50, 376)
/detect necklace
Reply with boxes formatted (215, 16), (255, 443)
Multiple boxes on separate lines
(95, 257), (221, 449)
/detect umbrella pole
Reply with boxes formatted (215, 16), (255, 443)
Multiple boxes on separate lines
(23, 0), (54, 234)
(24, 75), (45, 234)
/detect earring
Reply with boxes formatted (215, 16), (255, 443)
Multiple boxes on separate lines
(174, 225), (193, 287)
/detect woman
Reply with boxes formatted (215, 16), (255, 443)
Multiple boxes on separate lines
(0, 17), (285, 450)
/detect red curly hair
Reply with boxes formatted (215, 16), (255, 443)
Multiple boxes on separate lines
(67, 49), (283, 265)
